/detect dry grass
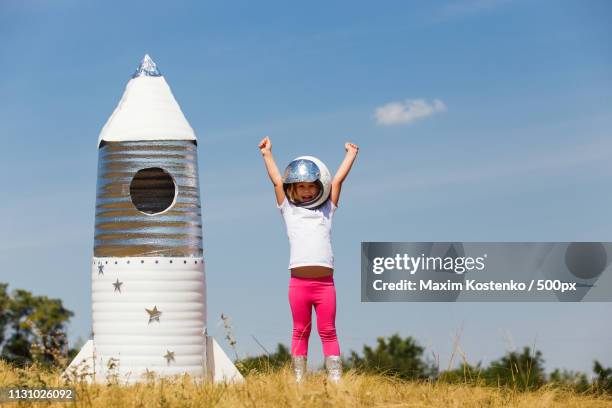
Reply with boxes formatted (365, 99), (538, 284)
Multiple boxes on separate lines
(1, 361), (610, 407)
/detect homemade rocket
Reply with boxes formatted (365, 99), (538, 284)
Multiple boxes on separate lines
(63, 55), (242, 384)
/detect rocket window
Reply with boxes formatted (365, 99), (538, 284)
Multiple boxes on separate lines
(129, 167), (176, 214)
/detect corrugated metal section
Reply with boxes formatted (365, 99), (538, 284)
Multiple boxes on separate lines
(95, 141), (202, 257)
(91, 257), (206, 381)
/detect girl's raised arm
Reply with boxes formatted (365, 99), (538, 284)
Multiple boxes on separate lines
(258, 136), (286, 205)
(330, 142), (359, 207)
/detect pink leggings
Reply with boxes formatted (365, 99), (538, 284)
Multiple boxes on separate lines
(288, 275), (340, 357)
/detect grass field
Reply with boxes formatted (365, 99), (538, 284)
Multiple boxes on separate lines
(1, 361), (611, 407)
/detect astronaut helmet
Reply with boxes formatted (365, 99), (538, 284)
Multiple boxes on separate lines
(282, 156), (332, 209)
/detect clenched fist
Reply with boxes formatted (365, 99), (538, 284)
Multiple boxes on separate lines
(345, 142), (359, 155)
(259, 136), (272, 154)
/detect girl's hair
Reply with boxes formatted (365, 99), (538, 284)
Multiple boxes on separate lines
(285, 183), (299, 202)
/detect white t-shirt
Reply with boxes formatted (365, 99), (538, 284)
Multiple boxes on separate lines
(277, 196), (337, 269)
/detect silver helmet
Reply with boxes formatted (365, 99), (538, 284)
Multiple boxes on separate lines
(282, 156), (332, 209)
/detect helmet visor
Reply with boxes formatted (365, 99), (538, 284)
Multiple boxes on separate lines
(282, 159), (321, 184)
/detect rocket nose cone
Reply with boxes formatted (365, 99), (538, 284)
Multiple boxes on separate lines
(98, 54), (196, 144)
(133, 54), (162, 78)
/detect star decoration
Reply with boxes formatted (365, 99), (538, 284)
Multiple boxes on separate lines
(145, 306), (162, 323)
(163, 350), (175, 365)
(98, 264), (104, 275)
(113, 279), (123, 293)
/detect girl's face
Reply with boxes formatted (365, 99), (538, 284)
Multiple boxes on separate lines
(294, 182), (320, 203)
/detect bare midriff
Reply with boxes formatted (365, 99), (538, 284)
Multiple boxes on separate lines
(290, 265), (334, 278)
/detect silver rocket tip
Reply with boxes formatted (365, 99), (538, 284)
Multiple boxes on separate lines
(132, 54), (162, 78)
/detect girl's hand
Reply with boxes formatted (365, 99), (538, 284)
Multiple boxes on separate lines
(259, 136), (272, 154)
(345, 142), (359, 155)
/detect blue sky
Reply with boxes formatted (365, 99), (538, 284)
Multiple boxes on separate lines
(1, 0), (611, 375)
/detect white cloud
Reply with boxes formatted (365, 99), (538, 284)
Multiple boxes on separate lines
(374, 99), (447, 126)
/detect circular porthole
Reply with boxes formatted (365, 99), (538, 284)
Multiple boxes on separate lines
(129, 167), (176, 215)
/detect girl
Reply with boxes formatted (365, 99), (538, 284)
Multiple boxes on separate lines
(258, 136), (359, 383)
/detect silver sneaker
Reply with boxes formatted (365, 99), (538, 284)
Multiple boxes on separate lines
(324, 355), (342, 383)
(292, 355), (307, 383)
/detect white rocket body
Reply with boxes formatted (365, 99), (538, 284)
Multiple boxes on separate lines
(64, 55), (242, 384)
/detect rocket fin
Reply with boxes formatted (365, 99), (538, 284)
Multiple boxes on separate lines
(61, 339), (95, 382)
(206, 336), (244, 383)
